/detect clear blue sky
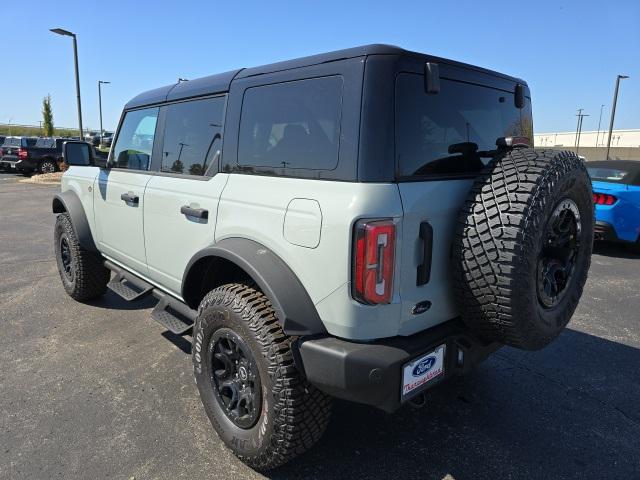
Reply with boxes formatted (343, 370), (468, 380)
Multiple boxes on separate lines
(2, 0), (638, 133)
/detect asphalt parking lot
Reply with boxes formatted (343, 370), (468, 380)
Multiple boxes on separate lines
(1, 172), (639, 480)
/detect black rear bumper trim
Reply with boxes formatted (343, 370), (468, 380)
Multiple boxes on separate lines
(299, 318), (500, 412)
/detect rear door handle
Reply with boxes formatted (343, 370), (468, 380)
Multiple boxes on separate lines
(180, 205), (208, 220)
(120, 192), (139, 204)
(417, 221), (433, 286)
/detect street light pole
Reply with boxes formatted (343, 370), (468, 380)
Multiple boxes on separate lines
(98, 80), (110, 145)
(595, 104), (605, 147)
(605, 74), (629, 160)
(50, 28), (83, 139)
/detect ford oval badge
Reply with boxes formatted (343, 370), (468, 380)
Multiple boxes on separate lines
(412, 356), (436, 377)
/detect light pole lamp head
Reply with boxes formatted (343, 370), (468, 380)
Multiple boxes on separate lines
(50, 28), (75, 37)
(99, 80), (111, 85)
(618, 75), (629, 80)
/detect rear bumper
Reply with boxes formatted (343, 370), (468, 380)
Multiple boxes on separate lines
(0, 156), (19, 170)
(593, 221), (619, 242)
(298, 318), (500, 412)
(0, 158), (36, 172)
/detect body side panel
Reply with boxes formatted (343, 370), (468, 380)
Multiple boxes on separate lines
(144, 174), (229, 293)
(57, 166), (101, 250)
(215, 174), (403, 339)
(93, 169), (153, 274)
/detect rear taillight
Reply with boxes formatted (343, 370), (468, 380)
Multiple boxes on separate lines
(593, 193), (617, 205)
(353, 219), (395, 304)
(18, 148), (28, 159)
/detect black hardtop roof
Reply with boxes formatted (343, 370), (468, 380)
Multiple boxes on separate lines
(125, 44), (527, 109)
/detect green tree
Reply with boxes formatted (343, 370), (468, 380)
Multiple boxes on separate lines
(42, 94), (54, 137)
(170, 159), (184, 173)
(188, 163), (204, 176)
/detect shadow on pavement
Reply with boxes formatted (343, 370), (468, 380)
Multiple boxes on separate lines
(593, 240), (640, 259)
(268, 328), (639, 480)
(161, 330), (192, 354)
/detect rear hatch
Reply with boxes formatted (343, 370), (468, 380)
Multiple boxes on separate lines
(0, 137), (23, 161)
(394, 70), (533, 336)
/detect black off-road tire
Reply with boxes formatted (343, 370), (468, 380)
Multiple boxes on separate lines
(54, 213), (110, 301)
(192, 283), (331, 471)
(453, 149), (593, 350)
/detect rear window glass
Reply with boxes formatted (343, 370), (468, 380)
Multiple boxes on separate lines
(3, 138), (22, 147)
(396, 73), (533, 179)
(238, 76), (343, 171)
(587, 166), (638, 185)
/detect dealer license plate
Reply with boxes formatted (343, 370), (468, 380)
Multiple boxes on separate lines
(401, 344), (446, 400)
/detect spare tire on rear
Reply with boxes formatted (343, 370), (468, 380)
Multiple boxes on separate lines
(452, 149), (593, 350)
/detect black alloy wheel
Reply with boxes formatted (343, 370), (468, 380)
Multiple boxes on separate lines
(39, 160), (56, 174)
(537, 198), (582, 309)
(59, 236), (74, 282)
(210, 328), (262, 429)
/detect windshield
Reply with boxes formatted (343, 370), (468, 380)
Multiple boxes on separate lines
(396, 73), (533, 179)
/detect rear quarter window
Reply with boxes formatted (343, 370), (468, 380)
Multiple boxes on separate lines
(395, 73), (533, 179)
(237, 76), (343, 171)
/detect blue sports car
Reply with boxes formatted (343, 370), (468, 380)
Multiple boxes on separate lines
(587, 160), (640, 249)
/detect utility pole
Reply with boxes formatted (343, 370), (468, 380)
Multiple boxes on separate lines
(575, 109), (589, 156)
(574, 109), (583, 148)
(595, 104), (605, 147)
(605, 74), (629, 160)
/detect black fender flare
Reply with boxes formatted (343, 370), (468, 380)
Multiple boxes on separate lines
(52, 190), (98, 252)
(182, 238), (327, 337)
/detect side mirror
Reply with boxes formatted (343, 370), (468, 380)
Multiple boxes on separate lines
(63, 141), (94, 166)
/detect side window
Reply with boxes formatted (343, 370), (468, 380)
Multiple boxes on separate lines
(111, 107), (159, 170)
(238, 76), (343, 171)
(161, 96), (225, 176)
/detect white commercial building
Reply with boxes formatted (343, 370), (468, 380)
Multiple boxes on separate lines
(534, 129), (640, 148)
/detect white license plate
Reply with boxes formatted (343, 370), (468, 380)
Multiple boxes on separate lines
(402, 344), (446, 399)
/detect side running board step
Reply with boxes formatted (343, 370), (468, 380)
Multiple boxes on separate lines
(151, 291), (197, 335)
(105, 261), (153, 301)
(103, 260), (197, 335)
